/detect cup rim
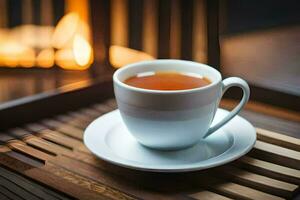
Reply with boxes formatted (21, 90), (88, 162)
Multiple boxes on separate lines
(113, 59), (222, 94)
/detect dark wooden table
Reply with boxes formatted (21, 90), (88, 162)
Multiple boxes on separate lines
(0, 68), (91, 104)
(0, 79), (299, 200)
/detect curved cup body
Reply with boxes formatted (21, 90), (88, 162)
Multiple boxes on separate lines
(113, 60), (248, 150)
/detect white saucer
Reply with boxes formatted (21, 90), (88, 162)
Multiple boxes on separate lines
(84, 109), (256, 172)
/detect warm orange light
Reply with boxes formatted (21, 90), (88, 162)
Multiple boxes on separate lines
(73, 34), (93, 68)
(109, 45), (154, 68)
(0, 26), (55, 68)
(0, 30), (9, 44)
(19, 48), (35, 67)
(65, 0), (91, 42)
(55, 49), (77, 69)
(10, 25), (54, 49)
(36, 48), (55, 68)
(55, 44), (92, 70)
(51, 12), (93, 70)
(51, 12), (80, 49)
(0, 41), (25, 67)
(0, 9), (93, 69)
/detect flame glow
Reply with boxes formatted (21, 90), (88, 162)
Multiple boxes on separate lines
(51, 12), (93, 70)
(51, 13), (80, 49)
(73, 34), (93, 68)
(109, 45), (154, 68)
(36, 48), (55, 68)
(0, 0), (94, 70)
(55, 49), (77, 69)
(0, 41), (32, 67)
(0, 11), (94, 70)
(19, 48), (35, 67)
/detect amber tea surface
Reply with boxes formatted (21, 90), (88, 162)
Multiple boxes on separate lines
(124, 71), (211, 90)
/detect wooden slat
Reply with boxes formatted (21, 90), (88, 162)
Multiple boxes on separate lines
(49, 155), (178, 200)
(44, 162), (135, 200)
(53, 150), (144, 184)
(251, 140), (300, 170)
(212, 181), (283, 200)
(0, 190), (11, 200)
(198, 175), (283, 200)
(1, 148), (132, 200)
(6, 151), (44, 169)
(37, 129), (89, 153)
(60, 150), (108, 169)
(24, 123), (46, 133)
(0, 134), (15, 143)
(4, 137), (187, 200)
(1, 97), (300, 200)
(29, 168), (115, 200)
(232, 106), (300, 138)
(60, 135), (213, 195)
(256, 127), (300, 152)
(49, 148), (286, 199)
(0, 154), (109, 200)
(92, 103), (114, 113)
(56, 114), (89, 129)
(24, 136), (90, 164)
(68, 111), (94, 122)
(23, 136), (58, 156)
(220, 99), (300, 123)
(0, 145), (11, 153)
(7, 141), (53, 163)
(8, 128), (31, 139)
(79, 108), (102, 118)
(237, 156), (300, 185)
(0, 166), (70, 200)
(48, 150), (184, 197)
(35, 166), (116, 200)
(59, 109), (107, 130)
(189, 190), (232, 200)
(56, 106), (106, 129)
(23, 135), (73, 156)
(2, 143), (132, 200)
(217, 165), (298, 198)
(54, 149), (151, 186)
(24, 131), (91, 160)
(0, 185), (23, 200)
(42, 119), (83, 140)
(0, 175), (40, 200)
(54, 110), (300, 198)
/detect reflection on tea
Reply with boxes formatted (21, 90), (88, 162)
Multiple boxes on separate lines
(124, 71), (211, 90)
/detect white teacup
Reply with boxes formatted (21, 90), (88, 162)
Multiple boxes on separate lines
(113, 60), (250, 150)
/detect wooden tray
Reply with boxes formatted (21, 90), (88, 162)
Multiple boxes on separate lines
(0, 80), (299, 200)
(0, 100), (300, 199)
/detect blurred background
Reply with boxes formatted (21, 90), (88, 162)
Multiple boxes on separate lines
(0, 0), (299, 110)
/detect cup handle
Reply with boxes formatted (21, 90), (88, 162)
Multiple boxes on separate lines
(203, 77), (250, 138)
